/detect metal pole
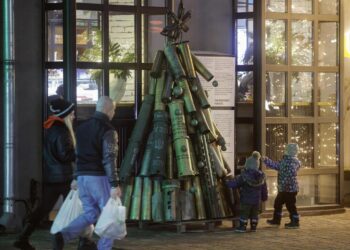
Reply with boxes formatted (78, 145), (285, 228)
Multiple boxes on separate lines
(2, 0), (15, 215)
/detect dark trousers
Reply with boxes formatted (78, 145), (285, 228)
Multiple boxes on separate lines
(26, 182), (70, 228)
(240, 203), (259, 221)
(274, 191), (298, 217)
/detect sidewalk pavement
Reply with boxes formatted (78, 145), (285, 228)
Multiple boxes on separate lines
(1, 208), (350, 250)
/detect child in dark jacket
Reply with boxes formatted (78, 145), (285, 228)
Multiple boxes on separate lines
(263, 143), (301, 229)
(226, 151), (268, 232)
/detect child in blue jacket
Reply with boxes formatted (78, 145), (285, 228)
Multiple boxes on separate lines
(226, 151), (268, 232)
(263, 143), (301, 229)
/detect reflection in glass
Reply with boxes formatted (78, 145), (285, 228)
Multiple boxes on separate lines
(291, 123), (314, 168)
(265, 20), (286, 64)
(291, 20), (313, 66)
(318, 73), (337, 117)
(76, 10), (102, 62)
(291, 72), (313, 116)
(142, 15), (166, 63)
(142, 70), (150, 99)
(266, 72), (286, 117)
(47, 0), (62, 2)
(110, 0), (134, 5)
(291, 0), (312, 14)
(318, 22), (338, 66)
(109, 12), (135, 63)
(319, 0), (339, 15)
(266, 124), (287, 160)
(266, 174), (337, 208)
(142, 0), (165, 7)
(266, 0), (286, 13)
(77, 0), (101, 3)
(318, 123), (338, 167)
(237, 19), (254, 65)
(76, 69), (100, 105)
(237, 0), (254, 12)
(237, 71), (253, 102)
(47, 10), (63, 62)
(317, 175), (337, 204)
(47, 69), (63, 96)
(236, 124), (254, 167)
(109, 70), (135, 104)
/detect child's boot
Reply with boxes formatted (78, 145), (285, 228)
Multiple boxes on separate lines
(235, 218), (248, 233)
(285, 214), (299, 229)
(250, 218), (258, 232)
(266, 212), (281, 226)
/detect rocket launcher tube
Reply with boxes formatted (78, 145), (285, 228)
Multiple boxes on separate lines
(154, 71), (166, 111)
(150, 50), (165, 78)
(177, 41), (196, 79)
(129, 176), (143, 220)
(141, 177), (152, 221)
(191, 77), (210, 109)
(119, 95), (154, 182)
(191, 53), (214, 81)
(164, 44), (186, 80)
(177, 78), (196, 114)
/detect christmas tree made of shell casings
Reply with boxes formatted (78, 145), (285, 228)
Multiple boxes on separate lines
(119, 2), (234, 223)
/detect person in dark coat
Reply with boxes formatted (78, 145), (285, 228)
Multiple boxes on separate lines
(13, 99), (76, 250)
(226, 151), (268, 232)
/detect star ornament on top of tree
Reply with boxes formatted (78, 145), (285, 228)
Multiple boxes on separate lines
(161, 0), (191, 42)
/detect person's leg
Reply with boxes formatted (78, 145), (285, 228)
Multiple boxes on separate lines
(250, 204), (259, 232)
(267, 192), (285, 225)
(235, 203), (250, 233)
(92, 176), (114, 250)
(285, 192), (299, 228)
(60, 177), (101, 243)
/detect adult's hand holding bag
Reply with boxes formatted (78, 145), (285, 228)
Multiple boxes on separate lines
(94, 197), (127, 240)
(50, 190), (81, 234)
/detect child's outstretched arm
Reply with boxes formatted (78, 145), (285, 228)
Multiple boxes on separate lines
(263, 156), (281, 171)
(225, 175), (243, 189)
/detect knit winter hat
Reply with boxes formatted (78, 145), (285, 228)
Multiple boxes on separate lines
(244, 151), (261, 170)
(284, 143), (299, 157)
(49, 98), (74, 118)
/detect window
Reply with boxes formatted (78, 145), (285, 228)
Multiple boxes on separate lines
(44, 0), (170, 120)
(263, 0), (340, 207)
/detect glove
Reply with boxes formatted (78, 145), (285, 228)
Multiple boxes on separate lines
(110, 186), (122, 199)
(70, 179), (78, 190)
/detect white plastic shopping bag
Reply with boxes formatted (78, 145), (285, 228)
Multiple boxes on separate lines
(94, 197), (127, 240)
(50, 190), (94, 237)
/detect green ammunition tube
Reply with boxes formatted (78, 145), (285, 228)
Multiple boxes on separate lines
(149, 111), (169, 177)
(129, 176), (143, 221)
(177, 78), (196, 113)
(152, 179), (164, 222)
(192, 176), (207, 220)
(192, 77), (210, 109)
(181, 178), (196, 220)
(139, 132), (154, 177)
(191, 53), (214, 81)
(168, 100), (188, 141)
(122, 177), (134, 219)
(185, 113), (196, 135)
(148, 77), (157, 96)
(178, 41), (196, 79)
(166, 137), (174, 179)
(141, 177), (152, 221)
(162, 179), (180, 222)
(161, 73), (174, 104)
(155, 71), (166, 111)
(209, 143), (227, 178)
(213, 122), (227, 151)
(120, 95), (154, 182)
(150, 50), (165, 78)
(164, 44), (186, 80)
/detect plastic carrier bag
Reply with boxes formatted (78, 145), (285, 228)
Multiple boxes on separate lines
(94, 197), (127, 240)
(50, 190), (94, 237)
